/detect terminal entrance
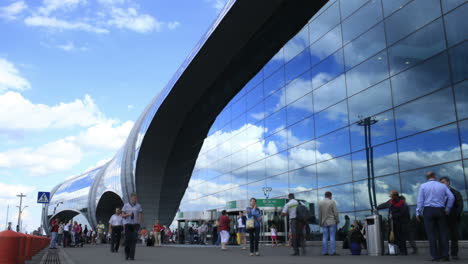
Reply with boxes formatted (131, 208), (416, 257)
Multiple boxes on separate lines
(95, 191), (124, 227)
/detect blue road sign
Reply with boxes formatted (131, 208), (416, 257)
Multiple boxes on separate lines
(37, 192), (50, 204)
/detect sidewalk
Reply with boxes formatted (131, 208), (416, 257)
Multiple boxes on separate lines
(62, 243), (467, 264)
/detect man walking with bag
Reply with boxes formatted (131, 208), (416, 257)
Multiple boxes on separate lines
(440, 177), (464, 260)
(122, 192), (143, 261)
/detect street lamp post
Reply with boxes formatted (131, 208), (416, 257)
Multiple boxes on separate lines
(357, 116), (379, 214)
(16, 193), (27, 232)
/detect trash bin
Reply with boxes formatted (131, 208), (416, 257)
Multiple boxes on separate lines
(365, 214), (383, 256)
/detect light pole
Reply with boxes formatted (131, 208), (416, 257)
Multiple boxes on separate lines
(262, 187), (272, 199)
(5, 204), (9, 230)
(16, 193), (27, 232)
(357, 116), (379, 214)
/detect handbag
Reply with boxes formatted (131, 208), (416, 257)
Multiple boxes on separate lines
(246, 218), (255, 230)
(388, 243), (398, 255)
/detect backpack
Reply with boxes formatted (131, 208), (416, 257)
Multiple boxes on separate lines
(296, 201), (313, 223)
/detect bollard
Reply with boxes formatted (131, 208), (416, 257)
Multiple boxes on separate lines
(0, 230), (21, 264)
(16, 232), (27, 264)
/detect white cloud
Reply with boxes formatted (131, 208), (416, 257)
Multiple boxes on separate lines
(38, 0), (86, 16)
(127, 104), (134, 110)
(0, 91), (104, 131)
(0, 1), (28, 20)
(206, 0), (227, 11)
(76, 120), (134, 151)
(108, 7), (161, 33)
(57, 41), (75, 51)
(0, 58), (31, 92)
(24, 15), (109, 33)
(167, 21), (180, 30)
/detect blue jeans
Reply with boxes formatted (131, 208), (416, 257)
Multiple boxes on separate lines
(49, 232), (57, 248)
(322, 224), (337, 254)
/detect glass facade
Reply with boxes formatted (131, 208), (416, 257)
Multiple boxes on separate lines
(180, 0), (468, 240)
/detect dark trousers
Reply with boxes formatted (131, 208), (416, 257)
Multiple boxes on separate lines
(392, 217), (408, 255)
(248, 227), (260, 253)
(124, 224), (139, 259)
(63, 231), (70, 247)
(447, 216), (460, 257)
(290, 219), (304, 254)
(423, 207), (449, 259)
(111, 226), (123, 252)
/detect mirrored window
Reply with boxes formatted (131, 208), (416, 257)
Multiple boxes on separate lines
(348, 80), (392, 124)
(318, 183), (355, 212)
(459, 120), (468, 159)
(266, 173), (290, 198)
(382, 0), (412, 17)
(285, 49), (311, 84)
(397, 124), (461, 171)
(316, 127), (351, 162)
(444, 3), (468, 47)
(354, 174), (401, 211)
(310, 25), (342, 67)
(265, 151), (289, 177)
(442, 0), (466, 13)
(286, 92), (313, 126)
(395, 87), (456, 138)
(344, 22), (386, 70)
(265, 132), (288, 156)
(313, 74), (346, 113)
(454, 81), (468, 120)
(284, 26), (309, 63)
(340, 0), (369, 20)
(309, 1), (340, 44)
(288, 141), (316, 170)
(449, 41), (468, 83)
(391, 52), (450, 106)
(247, 180), (267, 199)
(342, 0), (383, 44)
(264, 88), (285, 116)
(312, 49), (345, 88)
(352, 141), (399, 181)
(264, 49), (284, 77)
(248, 159), (265, 183)
(315, 100), (349, 137)
(346, 50), (389, 96)
(288, 116), (314, 148)
(264, 66), (285, 97)
(388, 18), (446, 75)
(246, 83), (264, 110)
(288, 165), (317, 192)
(246, 101), (265, 125)
(385, 0), (441, 45)
(286, 71), (312, 105)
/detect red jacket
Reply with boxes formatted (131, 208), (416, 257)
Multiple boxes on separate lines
(50, 220), (59, 233)
(218, 215), (230, 232)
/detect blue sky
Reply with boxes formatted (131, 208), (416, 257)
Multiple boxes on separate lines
(0, 0), (227, 232)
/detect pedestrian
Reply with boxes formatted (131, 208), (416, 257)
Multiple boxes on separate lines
(439, 177), (464, 260)
(318, 191), (339, 256)
(153, 220), (163, 246)
(416, 172), (454, 262)
(247, 198), (262, 256)
(199, 221), (208, 245)
(73, 222), (81, 247)
(347, 221), (366, 255)
(49, 218), (59, 249)
(122, 192), (143, 261)
(270, 224), (278, 247)
(96, 221), (105, 244)
(387, 191), (410, 255)
(282, 193), (302, 256)
(140, 228), (147, 245)
(188, 224), (195, 244)
(57, 222), (64, 246)
(218, 210), (230, 250)
(237, 211), (247, 250)
(108, 207), (123, 253)
(63, 220), (71, 247)
(212, 220), (219, 245)
(83, 225), (88, 244)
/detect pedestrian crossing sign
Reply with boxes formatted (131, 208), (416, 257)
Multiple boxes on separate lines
(37, 192), (50, 204)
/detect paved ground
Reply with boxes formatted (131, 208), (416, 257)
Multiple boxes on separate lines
(62, 243), (468, 264)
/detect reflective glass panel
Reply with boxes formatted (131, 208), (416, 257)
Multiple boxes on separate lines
(248, 159), (265, 183)
(342, 0), (383, 44)
(288, 141), (316, 170)
(286, 71), (312, 105)
(311, 49), (345, 88)
(286, 92), (313, 126)
(315, 100), (349, 137)
(313, 74), (346, 113)
(346, 50), (389, 96)
(316, 127), (351, 162)
(246, 83), (264, 110)
(382, 0), (412, 17)
(310, 25), (342, 67)
(344, 22), (386, 70)
(284, 26), (309, 63)
(264, 88), (285, 116)
(442, 0), (466, 14)
(395, 87), (456, 138)
(264, 49), (284, 77)
(264, 66), (285, 97)
(391, 52), (451, 106)
(266, 173), (290, 198)
(449, 41), (468, 83)
(354, 174), (401, 210)
(340, 0), (369, 20)
(460, 120), (468, 159)
(388, 18), (446, 75)
(288, 116), (314, 148)
(265, 151), (289, 177)
(397, 124), (461, 171)
(444, 3), (468, 47)
(348, 80), (392, 124)
(385, 0), (441, 45)
(285, 49), (311, 84)
(264, 107), (286, 137)
(455, 81), (468, 120)
(318, 183), (355, 212)
(289, 165), (317, 192)
(309, 1), (341, 44)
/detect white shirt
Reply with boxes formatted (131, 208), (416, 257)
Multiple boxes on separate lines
(122, 202), (143, 225)
(270, 228), (277, 236)
(64, 223), (70, 232)
(237, 217), (245, 228)
(109, 214), (123, 226)
(282, 199), (299, 219)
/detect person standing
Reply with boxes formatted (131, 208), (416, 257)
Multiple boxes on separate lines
(49, 218), (59, 249)
(440, 177), (464, 260)
(237, 211), (247, 250)
(96, 221), (105, 244)
(57, 222), (64, 246)
(153, 220), (163, 247)
(270, 224), (278, 247)
(282, 193), (301, 256)
(388, 190), (410, 255)
(416, 172), (454, 262)
(108, 207), (123, 253)
(318, 191), (339, 256)
(63, 220), (71, 247)
(199, 222), (208, 245)
(218, 210), (230, 250)
(122, 192), (143, 261)
(247, 198), (262, 256)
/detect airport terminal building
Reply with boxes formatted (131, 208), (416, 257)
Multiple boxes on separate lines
(44, 0), (468, 240)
